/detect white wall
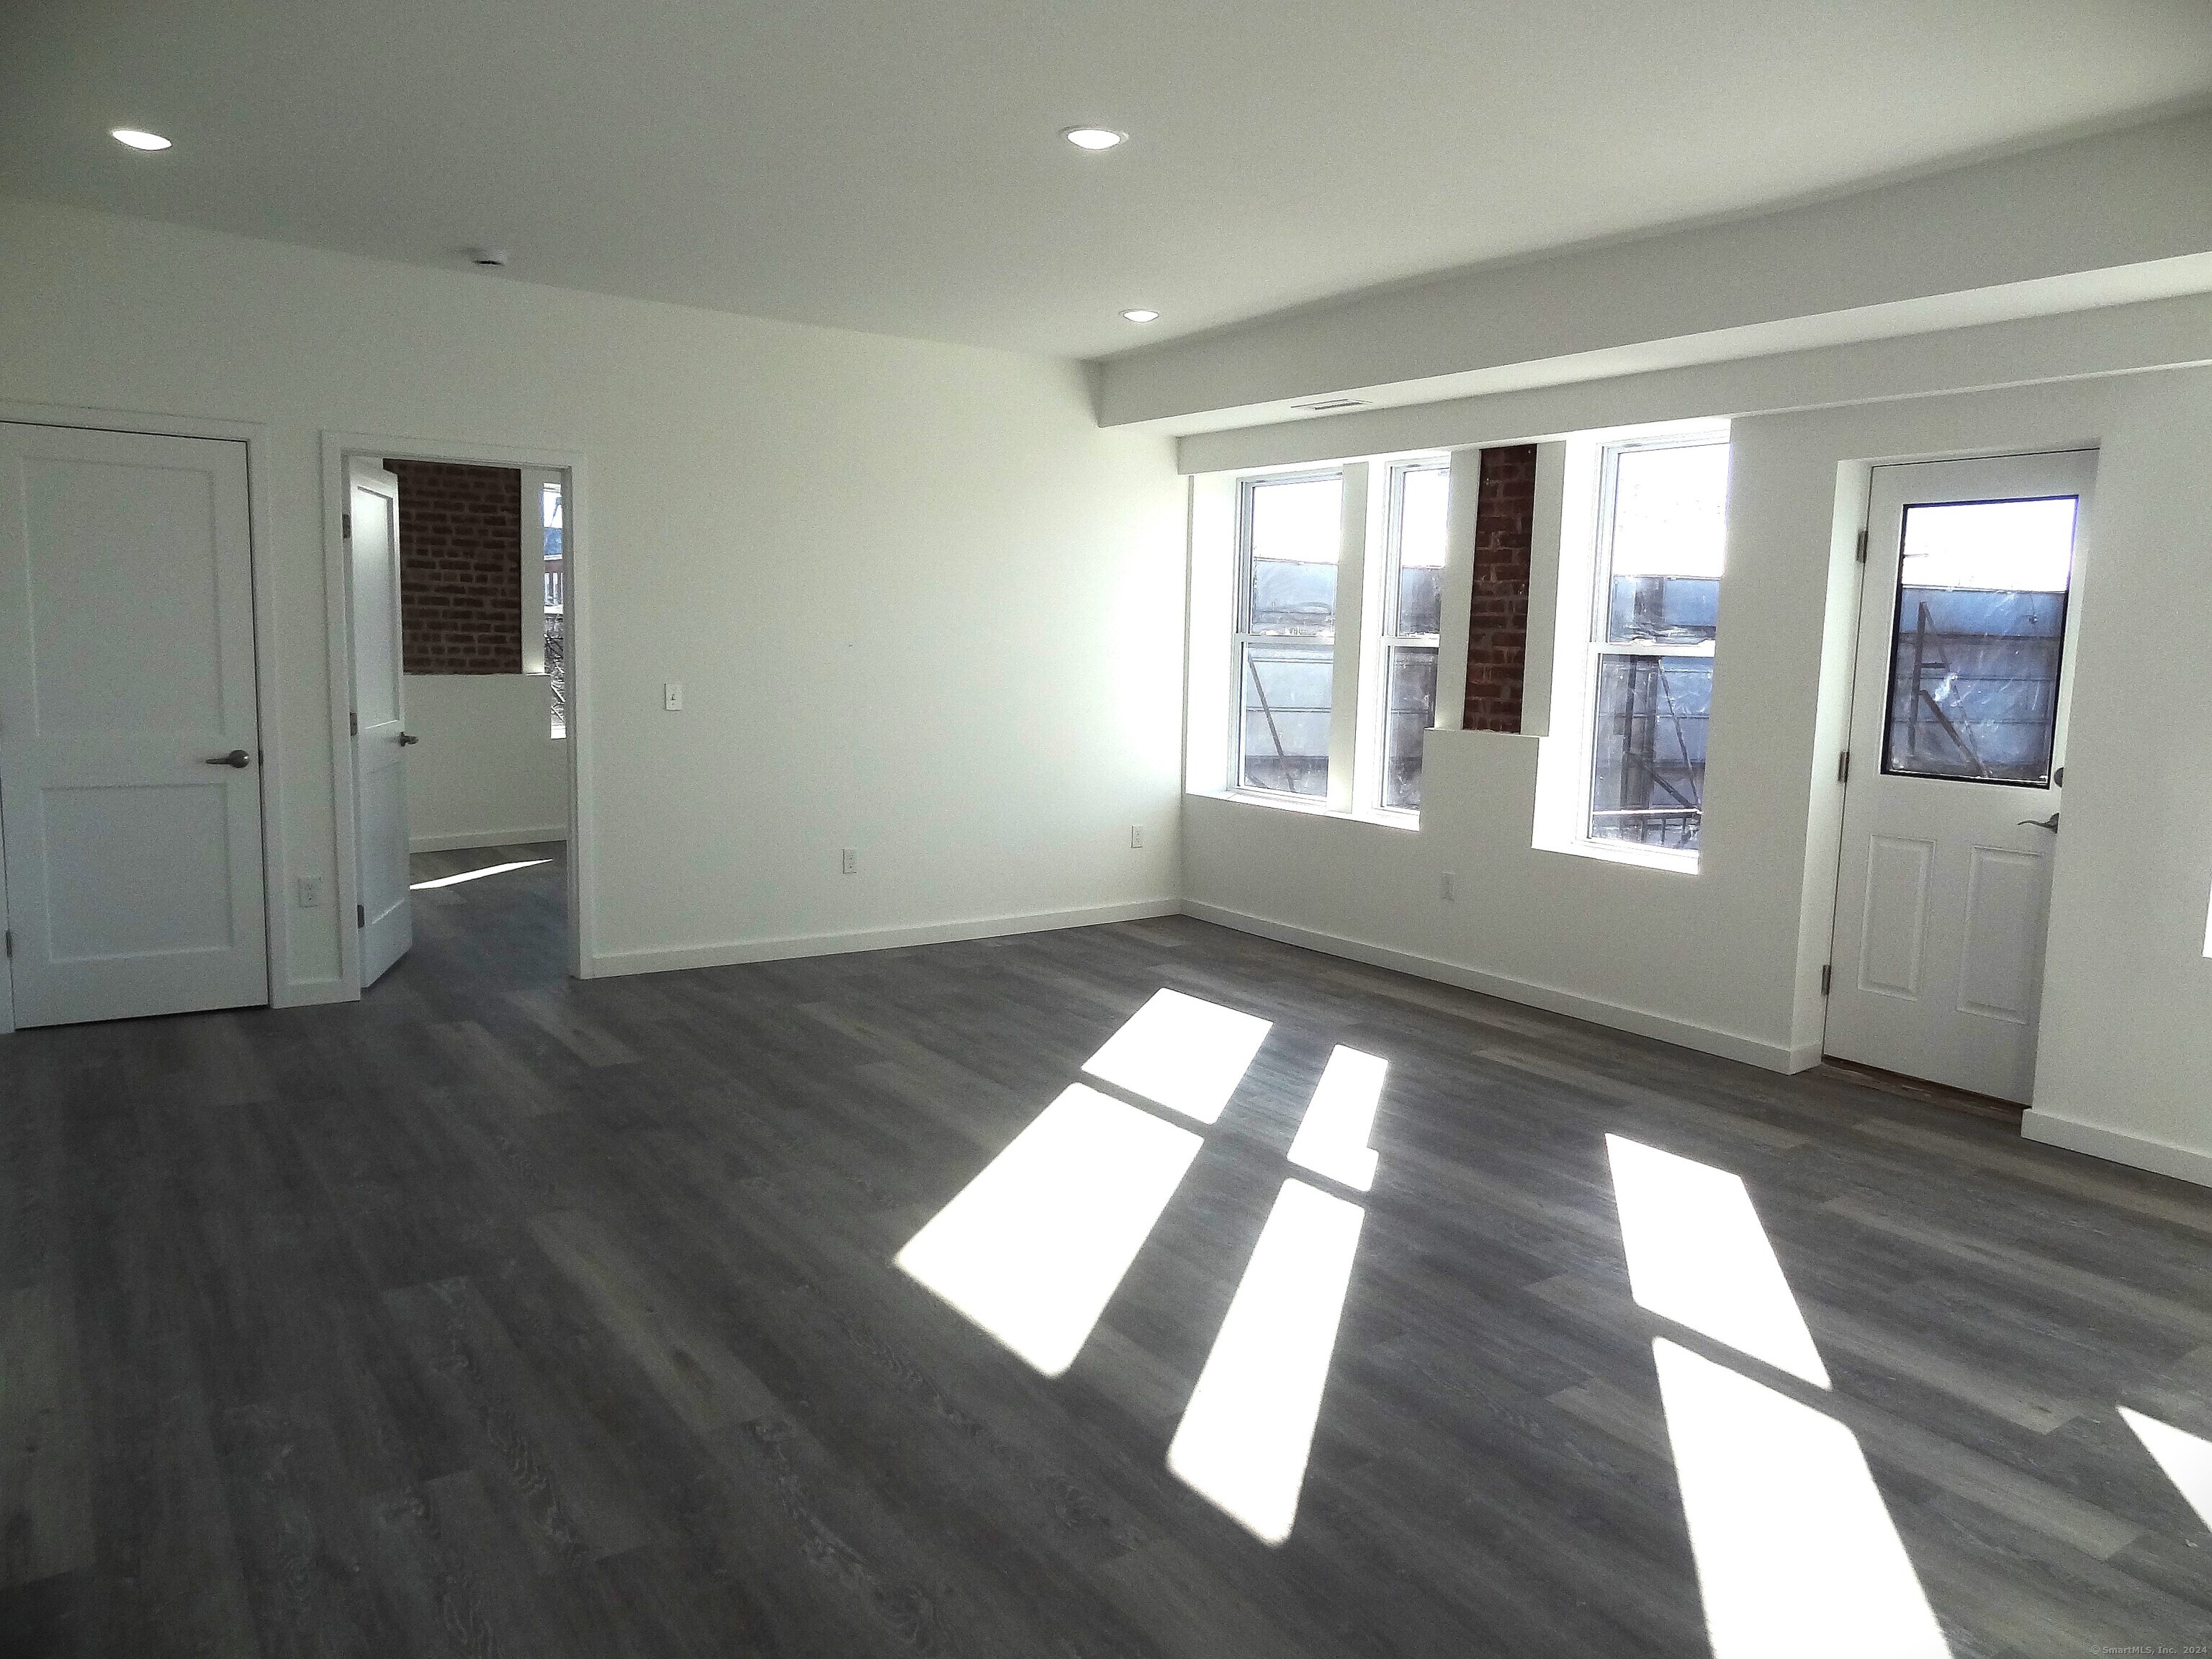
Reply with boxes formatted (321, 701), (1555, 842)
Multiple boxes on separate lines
(0, 196), (1187, 993)
(1184, 367), (2212, 1184)
(403, 674), (568, 853)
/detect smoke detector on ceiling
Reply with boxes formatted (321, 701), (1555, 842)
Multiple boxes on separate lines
(466, 247), (510, 269)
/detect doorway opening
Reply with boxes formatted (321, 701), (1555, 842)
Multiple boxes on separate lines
(1822, 449), (2095, 1105)
(338, 444), (579, 999)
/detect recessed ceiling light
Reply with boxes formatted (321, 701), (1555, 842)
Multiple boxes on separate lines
(1120, 309), (1160, 324)
(1063, 126), (1127, 151)
(110, 127), (171, 151)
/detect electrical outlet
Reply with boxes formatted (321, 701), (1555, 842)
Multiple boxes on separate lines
(1129, 824), (1145, 849)
(663, 680), (683, 711)
(840, 848), (857, 875)
(1441, 871), (1457, 902)
(297, 875), (324, 909)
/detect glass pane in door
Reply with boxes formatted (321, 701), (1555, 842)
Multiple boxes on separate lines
(1881, 497), (2075, 786)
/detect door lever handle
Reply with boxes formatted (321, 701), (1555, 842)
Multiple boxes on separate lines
(397, 732), (420, 746)
(204, 749), (252, 768)
(2018, 812), (2059, 832)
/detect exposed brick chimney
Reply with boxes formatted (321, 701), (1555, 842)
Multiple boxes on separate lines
(1462, 444), (1538, 733)
(386, 458), (523, 675)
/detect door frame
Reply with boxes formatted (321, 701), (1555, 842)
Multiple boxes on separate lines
(1818, 443), (2098, 1088)
(318, 431), (591, 997)
(0, 400), (288, 1035)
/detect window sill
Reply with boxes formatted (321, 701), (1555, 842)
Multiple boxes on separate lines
(1535, 834), (1700, 875)
(1191, 788), (1423, 833)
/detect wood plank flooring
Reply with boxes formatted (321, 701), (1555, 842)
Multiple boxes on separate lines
(2, 842), (2208, 1656)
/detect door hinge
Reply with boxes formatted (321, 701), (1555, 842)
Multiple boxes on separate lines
(4, 928), (11, 959)
(1855, 528), (1869, 564)
(1821, 963), (1833, 996)
(356, 904), (365, 928)
(349, 711), (358, 736)
(1838, 750), (1851, 783)
(342, 511), (351, 538)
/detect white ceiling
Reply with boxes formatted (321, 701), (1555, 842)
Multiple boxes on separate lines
(5, 0), (2211, 361)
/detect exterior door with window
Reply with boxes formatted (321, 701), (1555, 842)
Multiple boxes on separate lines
(349, 459), (413, 986)
(1825, 451), (2093, 1102)
(0, 423), (269, 1025)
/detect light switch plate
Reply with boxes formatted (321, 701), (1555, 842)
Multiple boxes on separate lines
(663, 680), (683, 711)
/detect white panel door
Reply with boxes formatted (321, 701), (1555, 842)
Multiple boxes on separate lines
(1826, 450), (2095, 1102)
(0, 423), (268, 1026)
(349, 460), (413, 986)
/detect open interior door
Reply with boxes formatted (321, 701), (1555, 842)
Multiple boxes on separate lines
(348, 459), (413, 986)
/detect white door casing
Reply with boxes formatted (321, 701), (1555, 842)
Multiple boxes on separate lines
(0, 423), (269, 1026)
(348, 459), (413, 986)
(1826, 449), (2095, 1102)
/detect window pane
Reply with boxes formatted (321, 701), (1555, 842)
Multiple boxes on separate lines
(1382, 646), (1437, 812)
(1247, 475), (1342, 636)
(1605, 442), (1727, 644)
(541, 480), (567, 738)
(1590, 654), (1710, 850)
(1240, 646), (1331, 796)
(1882, 498), (2075, 786)
(1607, 574), (1719, 644)
(1393, 466), (1449, 637)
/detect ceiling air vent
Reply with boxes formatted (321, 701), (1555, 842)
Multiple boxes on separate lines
(1291, 397), (1370, 413)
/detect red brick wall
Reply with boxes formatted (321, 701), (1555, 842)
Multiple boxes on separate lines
(387, 459), (522, 674)
(1462, 444), (1539, 733)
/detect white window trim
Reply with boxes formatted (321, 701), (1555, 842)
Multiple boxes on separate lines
(1535, 423), (1729, 873)
(1229, 464), (1351, 806)
(1201, 451), (1452, 824)
(1367, 457), (1449, 817)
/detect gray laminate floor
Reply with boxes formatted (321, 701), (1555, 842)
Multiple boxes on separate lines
(3, 843), (2208, 1656)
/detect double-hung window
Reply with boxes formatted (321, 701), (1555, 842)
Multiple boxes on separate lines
(1583, 438), (1728, 853)
(1234, 470), (1344, 798)
(1376, 460), (1449, 811)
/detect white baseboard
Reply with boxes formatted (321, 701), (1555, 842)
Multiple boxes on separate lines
(2020, 1109), (2212, 1190)
(1180, 898), (1805, 1073)
(410, 826), (569, 853)
(589, 896), (1182, 978)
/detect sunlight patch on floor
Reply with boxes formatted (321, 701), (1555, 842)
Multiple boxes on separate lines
(1082, 988), (1272, 1125)
(1655, 1339), (1949, 1659)
(1607, 1135), (1828, 1386)
(410, 858), (549, 890)
(1167, 1178), (1364, 1544)
(2121, 1406), (2212, 1532)
(894, 1084), (1202, 1377)
(1286, 1046), (1385, 1192)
